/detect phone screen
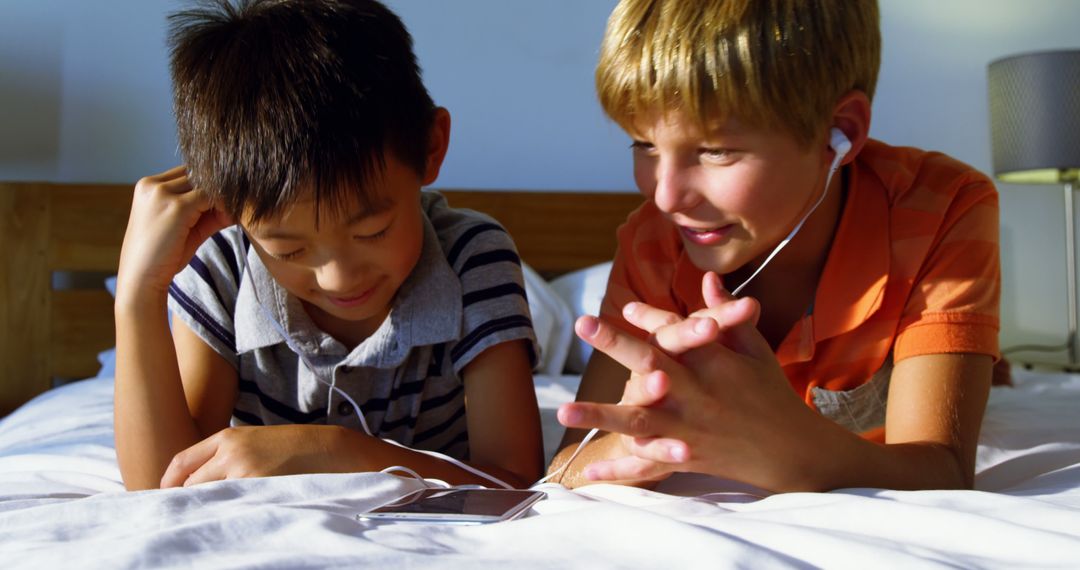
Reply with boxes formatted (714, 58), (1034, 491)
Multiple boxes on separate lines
(359, 489), (545, 523)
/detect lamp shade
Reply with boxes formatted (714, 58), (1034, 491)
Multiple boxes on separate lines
(988, 50), (1080, 184)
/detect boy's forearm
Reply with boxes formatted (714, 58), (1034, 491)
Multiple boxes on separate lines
(856, 440), (970, 491)
(547, 432), (606, 489)
(334, 428), (531, 488)
(548, 432), (657, 489)
(812, 436), (970, 492)
(113, 295), (202, 490)
(772, 418), (971, 492)
(548, 420), (970, 492)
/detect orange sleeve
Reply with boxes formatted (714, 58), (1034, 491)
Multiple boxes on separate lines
(894, 176), (1001, 361)
(599, 202), (683, 340)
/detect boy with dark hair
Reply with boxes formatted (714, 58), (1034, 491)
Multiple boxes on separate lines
(551, 0), (1001, 492)
(114, 0), (542, 491)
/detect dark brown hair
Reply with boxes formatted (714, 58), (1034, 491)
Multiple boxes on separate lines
(169, 0), (436, 223)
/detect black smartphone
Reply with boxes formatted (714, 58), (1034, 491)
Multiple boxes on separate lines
(357, 488), (546, 525)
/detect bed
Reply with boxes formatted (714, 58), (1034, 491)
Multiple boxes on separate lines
(2, 182), (1080, 568)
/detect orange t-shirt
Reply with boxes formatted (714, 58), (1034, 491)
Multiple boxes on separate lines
(601, 139), (1000, 419)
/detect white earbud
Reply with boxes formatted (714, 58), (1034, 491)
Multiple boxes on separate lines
(830, 127), (852, 158)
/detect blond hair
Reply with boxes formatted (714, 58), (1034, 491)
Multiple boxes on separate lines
(596, 0), (880, 146)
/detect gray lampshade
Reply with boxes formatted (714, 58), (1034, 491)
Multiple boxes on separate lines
(988, 49), (1080, 184)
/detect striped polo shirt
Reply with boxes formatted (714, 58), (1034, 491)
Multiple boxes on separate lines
(167, 191), (538, 460)
(600, 139), (1000, 434)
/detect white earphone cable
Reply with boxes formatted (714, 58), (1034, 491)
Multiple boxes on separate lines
(532, 427), (599, 486)
(242, 256), (514, 489)
(731, 129), (850, 296)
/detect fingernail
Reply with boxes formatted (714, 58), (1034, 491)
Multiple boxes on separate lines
(584, 467), (599, 480)
(669, 444), (687, 462)
(647, 372), (665, 397)
(622, 303), (637, 319)
(578, 317), (599, 338)
(693, 318), (712, 336)
(558, 406), (582, 425)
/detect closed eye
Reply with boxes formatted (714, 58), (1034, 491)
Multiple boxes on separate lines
(355, 228), (389, 241)
(272, 248), (305, 261)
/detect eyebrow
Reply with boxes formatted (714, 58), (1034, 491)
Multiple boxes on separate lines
(255, 202), (395, 240)
(703, 125), (745, 138)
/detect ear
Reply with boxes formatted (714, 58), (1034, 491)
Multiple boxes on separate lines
(828, 90), (872, 166)
(421, 107), (452, 186)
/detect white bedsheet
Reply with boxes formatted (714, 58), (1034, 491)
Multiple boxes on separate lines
(1, 370), (1079, 568)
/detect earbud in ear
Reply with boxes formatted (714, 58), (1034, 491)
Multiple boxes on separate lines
(829, 127), (852, 157)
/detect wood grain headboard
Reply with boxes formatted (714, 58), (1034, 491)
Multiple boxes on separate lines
(0, 182), (641, 415)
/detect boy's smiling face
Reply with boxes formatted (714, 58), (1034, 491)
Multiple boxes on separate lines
(242, 153), (425, 343)
(631, 112), (830, 277)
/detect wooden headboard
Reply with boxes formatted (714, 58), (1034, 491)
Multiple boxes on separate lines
(0, 182), (641, 415)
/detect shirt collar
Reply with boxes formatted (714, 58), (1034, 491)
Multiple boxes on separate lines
(234, 212), (463, 367)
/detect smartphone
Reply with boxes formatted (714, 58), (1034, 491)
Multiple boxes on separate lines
(357, 488), (546, 525)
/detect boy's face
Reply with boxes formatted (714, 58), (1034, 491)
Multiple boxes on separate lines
(630, 112), (829, 276)
(242, 154), (425, 339)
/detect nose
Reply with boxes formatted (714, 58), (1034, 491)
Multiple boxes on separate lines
(645, 158), (700, 215)
(314, 255), (364, 294)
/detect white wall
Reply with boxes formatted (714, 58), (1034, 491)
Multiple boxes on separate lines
(0, 0), (631, 189)
(2, 0), (1078, 361)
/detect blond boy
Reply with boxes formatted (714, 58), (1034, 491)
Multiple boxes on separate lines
(552, 0), (999, 492)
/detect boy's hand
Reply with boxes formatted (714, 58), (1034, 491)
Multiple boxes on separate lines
(117, 166), (233, 302)
(159, 425), (354, 488)
(558, 273), (822, 489)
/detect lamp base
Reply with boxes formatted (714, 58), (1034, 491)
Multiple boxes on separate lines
(1015, 360), (1080, 374)
(1005, 331), (1080, 371)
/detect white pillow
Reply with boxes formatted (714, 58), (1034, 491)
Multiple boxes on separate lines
(549, 261), (613, 374)
(521, 263), (573, 376)
(97, 276), (119, 378)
